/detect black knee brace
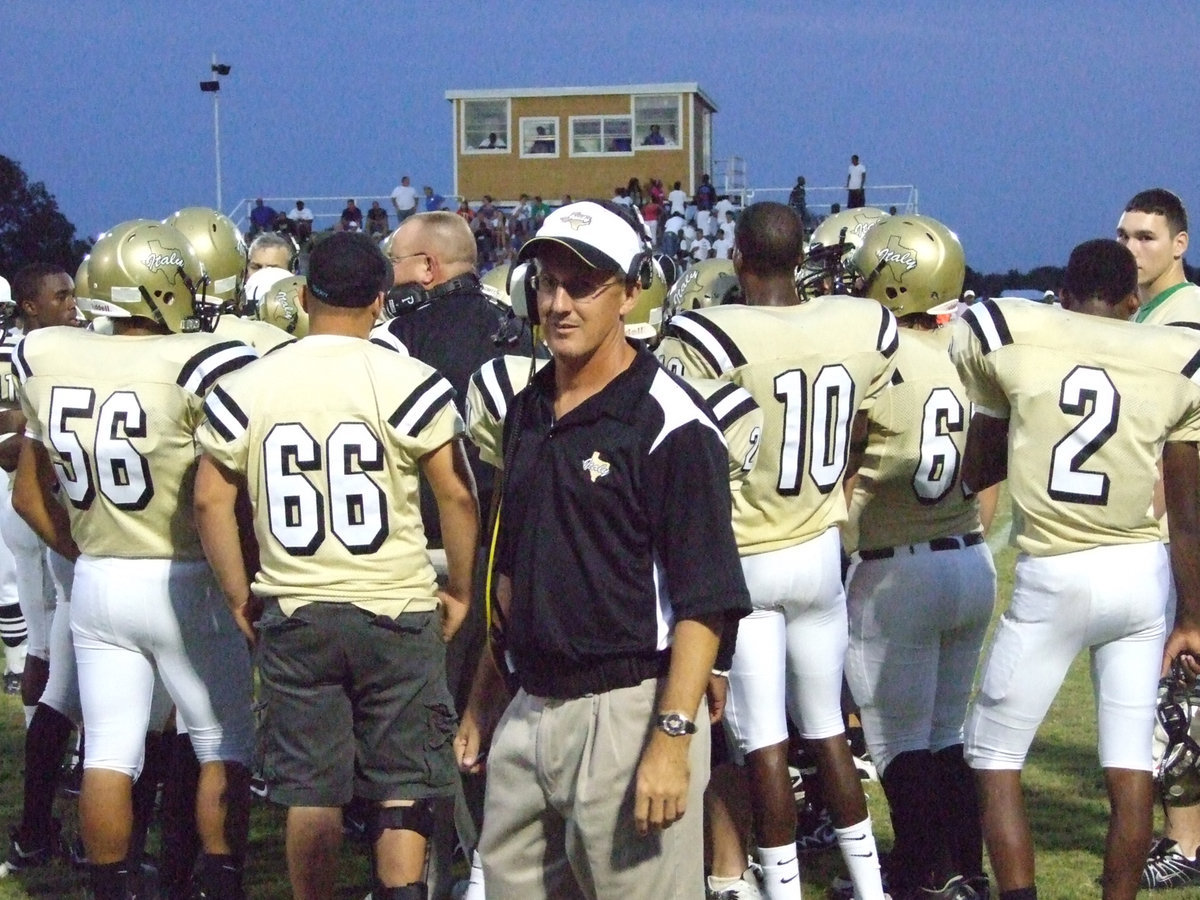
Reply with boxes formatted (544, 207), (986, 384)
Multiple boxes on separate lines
(368, 799), (436, 842)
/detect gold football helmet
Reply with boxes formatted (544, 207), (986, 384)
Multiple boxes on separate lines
(848, 215), (965, 317)
(163, 207), (247, 309)
(480, 263), (512, 307)
(800, 207), (889, 298)
(255, 274), (309, 338)
(663, 259), (740, 324)
(83, 220), (204, 332)
(624, 259), (669, 342)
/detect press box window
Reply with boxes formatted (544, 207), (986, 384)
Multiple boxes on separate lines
(463, 99), (510, 153)
(520, 117), (559, 158)
(569, 115), (633, 156)
(634, 95), (680, 148)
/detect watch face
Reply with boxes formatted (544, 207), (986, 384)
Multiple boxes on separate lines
(659, 712), (694, 736)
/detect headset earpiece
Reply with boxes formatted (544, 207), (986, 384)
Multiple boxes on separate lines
(507, 261), (538, 325)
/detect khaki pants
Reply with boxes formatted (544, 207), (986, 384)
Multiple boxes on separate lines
(479, 677), (709, 899)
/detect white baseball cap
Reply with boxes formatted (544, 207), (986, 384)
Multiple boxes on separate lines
(518, 201), (643, 278)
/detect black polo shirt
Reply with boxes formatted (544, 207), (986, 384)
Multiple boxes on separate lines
(376, 276), (531, 544)
(496, 345), (750, 691)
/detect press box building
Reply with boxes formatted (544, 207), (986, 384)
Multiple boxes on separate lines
(445, 82), (717, 205)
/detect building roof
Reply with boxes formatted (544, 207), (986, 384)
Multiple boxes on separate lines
(445, 82), (717, 112)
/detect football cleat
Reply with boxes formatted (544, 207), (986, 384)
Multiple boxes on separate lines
(1141, 836), (1200, 890)
(0, 820), (62, 877)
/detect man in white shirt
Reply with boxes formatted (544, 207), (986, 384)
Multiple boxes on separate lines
(287, 200), (314, 241)
(847, 154), (867, 209)
(668, 181), (689, 216)
(391, 176), (419, 224)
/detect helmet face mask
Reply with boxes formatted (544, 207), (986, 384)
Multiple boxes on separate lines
(848, 214), (965, 317)
(1154, 659), (1200, 807)
(83, 221), (204, 333)
(801, 207), (888, 298)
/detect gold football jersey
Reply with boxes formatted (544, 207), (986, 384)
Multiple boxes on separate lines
(15, 327), (257, 560)
(1135, 281), (1200, 327)
(213, 313), (295, 354)
(848, 327), (981, 553)
(196, 335), (464, 617)
(0, 324), (23, 410)
(657, 296), (899, 554)
(465, 355), (546, 469)
(465, 356), (763, 489)
(952, 299), (1200, 556)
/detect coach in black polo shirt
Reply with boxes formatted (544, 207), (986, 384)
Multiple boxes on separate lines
(454, 201), (750, 899)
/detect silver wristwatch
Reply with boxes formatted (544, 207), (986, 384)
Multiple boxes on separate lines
(655, 711), (697, 736)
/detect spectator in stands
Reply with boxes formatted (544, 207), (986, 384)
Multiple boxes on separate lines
(627, 177), (645, 209)
(668, 181), (688, 216)
(531, 196), (551, 230)
(720, 211), (737, 243)
(611, 187), (631, 208)
(456, 199), (475, 224)
(391, 176), (419, 224)
(788, 176), (811, 229)
(649, 178), (665, 205)
(662, 206), (685, 258)
(249, 197), (276, 237)
(366, 201), (390, 238)
(424, 186), (446, 212)
(642, 195), (663, 247)
(527, 126), (554, 153)
(642, 123), (667, 145)
(340, 199), (363, 232)
(847, 154), (867, 208)
(695, 174), (717, 212)
(712, 230), (733, 259)
(287, 200), (314, 242)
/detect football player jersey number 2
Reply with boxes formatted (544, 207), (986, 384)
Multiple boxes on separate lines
(264, 422), (388, 556)
(48, 386), (153, 510)
(1047, 366), (1118, 505)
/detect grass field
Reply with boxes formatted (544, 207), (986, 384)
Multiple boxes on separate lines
(0, 503), (1196, 897)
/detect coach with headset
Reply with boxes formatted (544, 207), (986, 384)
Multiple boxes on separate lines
(377, 211), (527, 550)
(454, 201), (750, 899)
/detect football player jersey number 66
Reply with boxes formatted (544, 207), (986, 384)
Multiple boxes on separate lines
(264, 422), (389, 556)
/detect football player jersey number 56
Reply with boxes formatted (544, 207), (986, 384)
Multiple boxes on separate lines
(264, 422), (389, 556)
(48, 386), (153, 510)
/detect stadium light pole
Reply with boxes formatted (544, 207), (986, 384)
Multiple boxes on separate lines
(199, 54), (231, 212)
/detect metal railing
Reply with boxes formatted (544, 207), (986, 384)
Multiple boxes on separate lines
(228, 184), (919, 235)
(744, 184), (919, 217)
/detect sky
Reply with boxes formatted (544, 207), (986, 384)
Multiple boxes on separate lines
(3, 0), (1198, 274)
